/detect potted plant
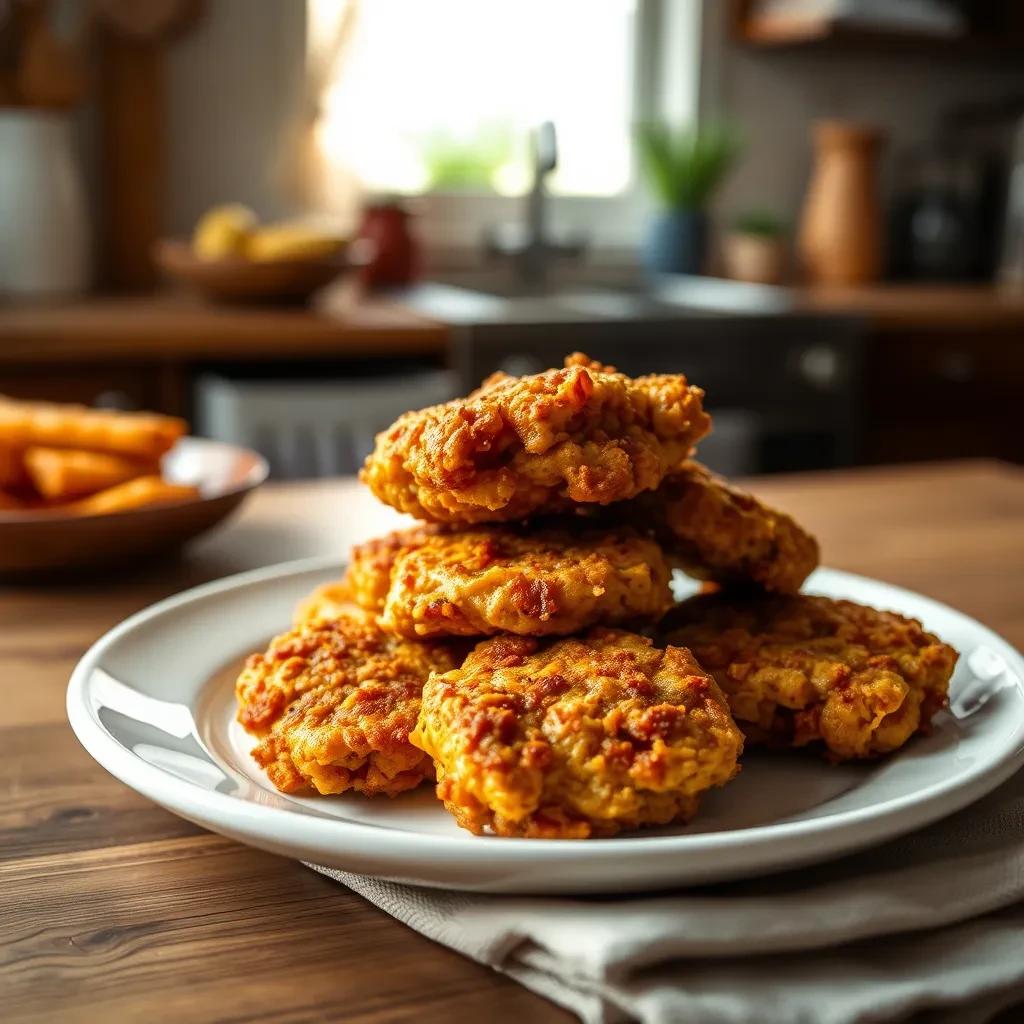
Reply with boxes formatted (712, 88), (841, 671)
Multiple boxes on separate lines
(722, 209), (789, 284)
(635, 121), (740, 275)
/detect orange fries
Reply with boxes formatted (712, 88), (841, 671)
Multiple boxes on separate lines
(0, 488), (24, 511)
(0, 396), (197, 519)
(0, 446), (28, 491)
(24, 447), (157, 501)
(0, 396), (186, 460)
(62, 476), (200, 516)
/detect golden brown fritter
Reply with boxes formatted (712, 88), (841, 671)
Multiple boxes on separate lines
(235, 610), (463, 796)
(660, 593), (957, 761)
(611, 461), (819, 594)
(411, 629), (743, 838)
(292, 580), (373, 627)
(343, 525), (443, 614)
(360, 353), (711, 524)
(345, 524), (673, 639)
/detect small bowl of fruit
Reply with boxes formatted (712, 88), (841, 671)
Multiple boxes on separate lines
(156, 205), (362, 304)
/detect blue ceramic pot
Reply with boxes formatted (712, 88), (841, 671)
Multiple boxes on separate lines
(642, 209), (707, 275)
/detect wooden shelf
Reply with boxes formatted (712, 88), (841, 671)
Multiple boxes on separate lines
(730, 1), (1024, 56)
(789, 283), (1024, 332)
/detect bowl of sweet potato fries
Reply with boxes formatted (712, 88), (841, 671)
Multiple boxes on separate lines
(0, 396), (268, 576)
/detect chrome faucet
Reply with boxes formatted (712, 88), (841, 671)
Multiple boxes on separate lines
(483, 122), (586, 287)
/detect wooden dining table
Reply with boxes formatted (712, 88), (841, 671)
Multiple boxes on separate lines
(4, 459), (1023, 1023)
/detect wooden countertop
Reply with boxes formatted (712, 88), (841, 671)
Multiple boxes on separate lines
(1, 282), (1022, 370)
(0, 286), (448, 364)
(3, 460), (1023, 1022)
(792, 282), (1024, 332)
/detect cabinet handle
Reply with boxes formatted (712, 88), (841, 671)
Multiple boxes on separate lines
(796, 346), (841, 391)
(933, 350), (974, 384)
(93, 389), (137, 411)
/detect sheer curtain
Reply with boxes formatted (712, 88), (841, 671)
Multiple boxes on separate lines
(294, 0), (362, 224)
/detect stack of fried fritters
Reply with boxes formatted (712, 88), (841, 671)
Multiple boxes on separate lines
(236, 354), (958, 838)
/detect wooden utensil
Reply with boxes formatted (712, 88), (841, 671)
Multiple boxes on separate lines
(91, 0), (203, 41)
(0, 2), (20, 104)
(92, 0), (204, 289)
(15, 0), (87, 109)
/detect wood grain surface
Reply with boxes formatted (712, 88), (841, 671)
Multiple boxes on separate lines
(793, 282), (1024, 331)
(3, 461), (1023, 1023)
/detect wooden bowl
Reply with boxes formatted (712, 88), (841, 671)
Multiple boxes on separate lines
(0, 437), (268, 578)
(155, 239), (353, 304)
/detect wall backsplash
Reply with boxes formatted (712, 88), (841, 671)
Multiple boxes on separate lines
(165, 0), (306, 237)
(702, 4), (1024, 226)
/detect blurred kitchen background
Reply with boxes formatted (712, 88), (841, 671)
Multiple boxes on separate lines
(2, 0), (1024, 480)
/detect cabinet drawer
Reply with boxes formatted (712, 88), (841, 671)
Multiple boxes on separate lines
(864, 331), (1023, 464)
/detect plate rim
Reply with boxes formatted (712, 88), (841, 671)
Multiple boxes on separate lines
(66, 556), (1024, 886)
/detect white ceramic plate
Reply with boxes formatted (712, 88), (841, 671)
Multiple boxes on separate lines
(67, 558), (1024, 894)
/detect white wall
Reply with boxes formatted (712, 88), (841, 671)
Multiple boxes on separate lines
(165, 0), (306, 236)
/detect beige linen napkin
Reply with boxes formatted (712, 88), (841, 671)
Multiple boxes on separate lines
(311, 769), (1024, 1024)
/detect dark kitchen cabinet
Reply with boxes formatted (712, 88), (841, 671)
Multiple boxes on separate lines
(863, 330), (1024, 465)
(451, 314), (867, 475)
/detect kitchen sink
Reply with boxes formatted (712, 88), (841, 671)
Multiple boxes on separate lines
(397, 271), (798, 324)
(389, 267), (867, 478)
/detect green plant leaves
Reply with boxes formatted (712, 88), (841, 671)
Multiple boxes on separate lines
(635, 121), (741, 211)
(732, 208), (787, 237)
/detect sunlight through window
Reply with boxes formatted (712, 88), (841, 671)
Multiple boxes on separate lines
(309, 0), (638, 197)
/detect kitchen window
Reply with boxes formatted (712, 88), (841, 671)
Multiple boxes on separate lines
(305, 0), (702, 247)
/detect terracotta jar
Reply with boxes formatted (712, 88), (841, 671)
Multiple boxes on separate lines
(722, 232), (788, 284)
(357, 200), (419, 287)
(798, 121), (885, 286)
